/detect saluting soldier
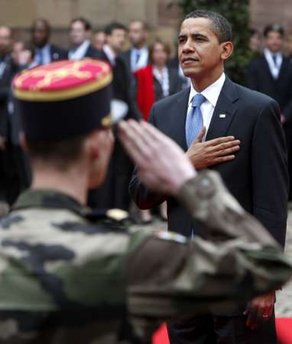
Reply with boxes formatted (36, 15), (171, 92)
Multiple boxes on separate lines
(0, 59), (289, 343)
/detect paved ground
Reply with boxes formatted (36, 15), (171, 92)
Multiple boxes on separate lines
(275, 210), (292, 317)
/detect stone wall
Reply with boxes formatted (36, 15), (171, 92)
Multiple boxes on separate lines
(0, 0), (292, 52)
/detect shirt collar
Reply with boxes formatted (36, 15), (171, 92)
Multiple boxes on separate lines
(132, 46), (148, 56)
(264, 48), (282, 59)
(13, 189), (87, 217)
(36, 43), (50, 52)
(188, 72), (226, 107)
(103, 44), (116, 65)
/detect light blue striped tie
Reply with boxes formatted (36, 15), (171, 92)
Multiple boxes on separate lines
(186, 93), (206, 147)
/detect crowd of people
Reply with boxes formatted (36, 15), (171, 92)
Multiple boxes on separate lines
(1, 16), (292, 217)
(0, 8), (290, 344)
(0, 17), (190, 222)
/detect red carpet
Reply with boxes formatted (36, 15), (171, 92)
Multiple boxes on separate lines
(152, 319), (292, 344)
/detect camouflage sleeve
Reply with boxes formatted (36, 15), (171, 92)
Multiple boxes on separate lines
(126, 170), (292, 332)
(176, 170), (279, 247)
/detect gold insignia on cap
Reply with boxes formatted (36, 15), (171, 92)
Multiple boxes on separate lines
(13, 59), (113, 102)
(101, 114), (113, 128)
(107, 209), (129, 221)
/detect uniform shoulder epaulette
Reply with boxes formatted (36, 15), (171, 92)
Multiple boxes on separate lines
(84, 208), (130, 225)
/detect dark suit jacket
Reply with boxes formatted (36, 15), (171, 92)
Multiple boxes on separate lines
(87, 49), (140, 210)
(154, 67), (183, 101)
(130, 78), (288, 247)
(67, 44), (100, 60)
(246, 54), (292, 122)
(49, 44), (67, 61)
(120, 48), (150, 73)
(0, 55), (15, 137)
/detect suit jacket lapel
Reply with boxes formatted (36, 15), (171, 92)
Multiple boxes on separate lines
(206, 78), (239, 140)
(172, 87), (190, 150)
(277, 57), (289, 81)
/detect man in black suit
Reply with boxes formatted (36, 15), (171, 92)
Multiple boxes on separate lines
(31, 18), (66, 65)
(130, 9), (288, 344)
(0, 26), (31, 208)
(121, 20), (149, 73)
(246, 24), (292, 199)
(88, 22), (140, 211)
(68, 17), (99, 60)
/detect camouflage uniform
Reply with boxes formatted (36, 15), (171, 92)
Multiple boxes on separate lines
(0, 171), (290, 344)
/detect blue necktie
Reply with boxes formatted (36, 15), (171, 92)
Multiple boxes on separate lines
(37, 49), (44, 65)
(135, 51), (141, 64)
(186, 93), (206, 147)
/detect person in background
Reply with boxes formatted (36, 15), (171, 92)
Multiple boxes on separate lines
(68, 17), (99, 60)
(248, 28), (261, 55)
(0, 25), (19, 210)
(134, 39), (184, 223)
(88, 22), (140, 213)
(12, 41), (36, 69)
(31, 18), (66, 65)
(246, 24), (292, 200)
(121, 20), (149, 73)
(92, 28), (106, 50)
(169, 42), (191, 89)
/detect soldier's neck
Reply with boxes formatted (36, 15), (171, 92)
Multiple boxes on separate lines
(32, 165), (88, 205)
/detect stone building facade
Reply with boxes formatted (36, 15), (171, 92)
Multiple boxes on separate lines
(0, 0), (291, 51)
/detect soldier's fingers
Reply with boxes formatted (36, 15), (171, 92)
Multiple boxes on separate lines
(118, 121), (149, 166)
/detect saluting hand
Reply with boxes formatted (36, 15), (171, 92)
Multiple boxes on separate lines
(186, 127), (240, 169)
(118, 120), (196, 195)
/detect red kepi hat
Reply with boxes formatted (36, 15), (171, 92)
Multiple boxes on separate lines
(13, 58), (125, 141)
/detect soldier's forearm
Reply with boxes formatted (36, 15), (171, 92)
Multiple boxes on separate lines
(176, 170), (278, 247)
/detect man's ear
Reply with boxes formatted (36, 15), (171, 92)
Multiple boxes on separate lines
(221, 41), (233, 61)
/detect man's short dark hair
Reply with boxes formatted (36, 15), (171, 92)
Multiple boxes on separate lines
(184, 9), (232, 43)
(129, 20), (149, 31)
(263, 24), (284, 38)
(26, 134), (88, 170)
(104, 22), (127, 36)
(31, 18), (51, 34)
(71, 17), (92, 31)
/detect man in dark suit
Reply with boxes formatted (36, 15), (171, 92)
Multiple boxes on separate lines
(246, 24), (292, 199)
(88, 22), (140, 212)
(0, 26), (32, 208)
(31, 18), (66, 65)
(121, 20), (149, 73)
(68, 17), (100, 60)
(130, 9), (288, 344)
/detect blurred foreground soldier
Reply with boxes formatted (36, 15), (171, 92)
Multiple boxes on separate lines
(0, 58), (290, 344)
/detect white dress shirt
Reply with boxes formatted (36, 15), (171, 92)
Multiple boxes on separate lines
(34, 44), (51, 65)
(187, 73), (226, 141)
(153, 66), (170, 97)
(130, 46), (149, 72)
(68, 40), (90, 61)
(103, 44), (116, 66)
(264, 48), (283, 79)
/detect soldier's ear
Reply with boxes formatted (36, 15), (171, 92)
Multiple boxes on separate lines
(84, 132), (100, 161)
(20, 133), (28, 152)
